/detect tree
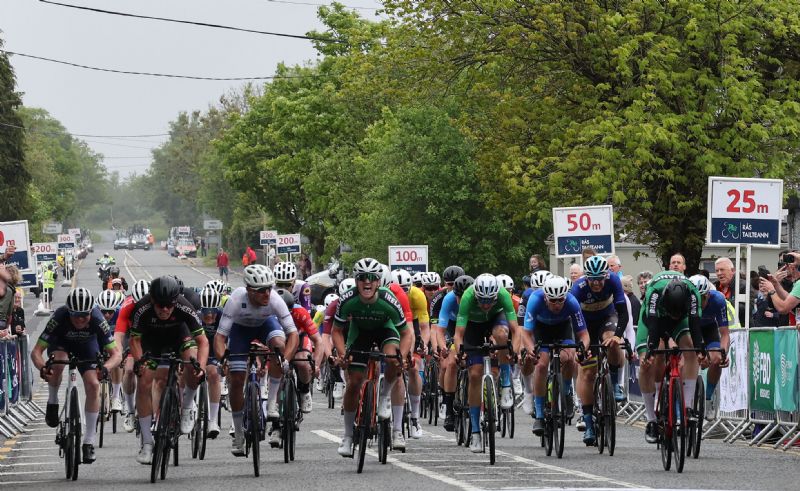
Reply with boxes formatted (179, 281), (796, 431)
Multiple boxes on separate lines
(0, 39), (28, 220)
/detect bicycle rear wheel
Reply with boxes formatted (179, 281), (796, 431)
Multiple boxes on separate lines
(553, 374), (566, 459)
(98, 381), (107, 449)
(67, 387), (81, 480)
(356, 380), (374, 474)
(594, 376), (605, 454)
(483, 378), (496, 465)
(198, 382), (209, 460)
(248, 381), (261, 477)
(151, 389), (170, 483)
(690, 375), (704, 459)
(604, 373), (617, 456)
(671, 379), (686, 473)
(658, 383), (672, 471)
(378, 418), (390, 464)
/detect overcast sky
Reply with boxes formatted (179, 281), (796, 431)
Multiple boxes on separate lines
(0, 0), (383, 177)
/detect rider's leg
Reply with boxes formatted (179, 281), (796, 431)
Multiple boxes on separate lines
(82, 369), (101, 445)
(678, 334), (699, 408)
(532, 352), (550, 419)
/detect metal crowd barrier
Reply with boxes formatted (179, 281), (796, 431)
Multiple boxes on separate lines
(0, 335), (42, 438)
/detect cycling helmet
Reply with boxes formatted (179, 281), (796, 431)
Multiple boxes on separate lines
(170, 275), (185, 292)
(150, 276), (181, 305)
(353, 257), (383, 276)
(531, 270), (553, 289)
(274, 262), (298, 283)
(205, 279), (225, 294)
(453, 275), (474, 297)
(111, 278), (123, 287)
(689, 274), (711, 295)
(424, 272), (441, 287)
(543, 276), (569, 300)
(522, 274), (531, 287)
(565, 277), (573, 290)
(243, 264), (275, 288)
(110, 266), (120, 275)
(380, 264), (392, 287)
(66, 287), (94, 314)
(496, 274), (514, 291)
(411, 272), (424, 286)
(584, 256), (609, 279)
(443, 265), (465, 283)
(276, 288), (296, 310)
(391, 269), (412, 288)
(661, 279), (692, 319)
(338, 278), (356, 295)
(96, 289), (121, 311)
(200, 287), (221, 309)
(473, 274), (499, 301)
(132, 279), (150, 302)
(324, 293), (339, 308)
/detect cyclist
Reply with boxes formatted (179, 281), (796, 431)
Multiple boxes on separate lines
(689, 275), (730, 418)
(278, 288), (323, 413)
(570, 256), (629, 445)
(322, 278), (356, 400)
(96, 289), (125, 415)
(523, 276), (589, 437)
(199, 287), (224, 439)
(173, 275), (201, 310)
(31, 287), (122, 464)
(333, 258), (412, 457)
(274, 261), (313, 313)
(406, 270), (430, 439)
(114, 279), (150, 432)
(454, 273), (518, 453)
(206, 279), (230, 307)
(434, 274), (473, 431)
(106, 266), (129, 291)
(130, 276), (208, 464)
(636, 270), (704, 444)
(213, 264), (298, 456)
(497, 274), (524, 396)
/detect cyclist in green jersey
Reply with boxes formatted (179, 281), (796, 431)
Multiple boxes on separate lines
(332, 258), (413, 457)
(636, 270), (705, 443)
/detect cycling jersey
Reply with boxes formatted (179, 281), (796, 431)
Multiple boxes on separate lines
(202, 310), (222, 363)
(408, 286), (430, 323)
(312, 308), (324, 328)
(429, 288), (448, 325)
(635, 270), (702, 355)
(322, 299), (338, 336)
(455, 286), (516, 328)
(290, 303), (318, 351)
(181, 288), (202, 310)
(292, 281), (313, 313)
(523, 289), (586, 333)
(37, 306), (115, 374)
(435, 291), (459, 339)
(130, 294), (203, 356)
(570, 273), (628, 337)
(388, 283), (413, 324)
(699, 289), (729, 349)
(517, 287), (534, 322)
(113, 296), (136, 335)
(217, 287), (296, 337)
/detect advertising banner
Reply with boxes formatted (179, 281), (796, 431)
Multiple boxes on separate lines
(720, 330), (749, 412)
(774, 329), (798, 412)
(749, 329), (775, 412)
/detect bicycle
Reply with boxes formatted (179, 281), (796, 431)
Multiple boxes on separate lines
(43, 354), (101, 481)
(190, 377), (210, 460)
(459, 342), (508, 465)
(536, 342), (585, 459)
(137, 352), (203, 483)
(687, 348), (724, 459)
(496, 347), (517, 439)
(587, 340), (632, 456)
(320, 352), (336, 409)
(97, 355), (110, 449)
(278, 352), (315, 463)
(647, 345), (704, 473)
(423, 352), (440, 426)
(344, 345), (402, 473)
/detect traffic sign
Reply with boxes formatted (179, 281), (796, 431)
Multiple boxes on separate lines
(706, 177), (783, 247)
(553, 205), (615, 257)
(42, 222), (62, 234)
(57, 234), (76, 249)
(0, 220), (33, 271)
(388, 245), (428, 274)
(68, 228), (81, 238)
(260, 230), (278, 246)
(277, 234), (301, 254)
(177, 226), (191, 236)
(31, 242), (59, 263)
(204, 219), (223, 230)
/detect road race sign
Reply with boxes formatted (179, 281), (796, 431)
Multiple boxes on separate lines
(0, 220), (33, 271)
(277, 233), (301, 254)
(388, 245), (429, 274)
(552, 205), (615, 258)
(203, 219), (223, 230)
(707, 177), (783, 247)
(259, 230), (278, 246)
(68, 228), (81, 238)
(42, 222), (62, 234)
(57, 233), (76, 249)
(31, 242), (59, 263)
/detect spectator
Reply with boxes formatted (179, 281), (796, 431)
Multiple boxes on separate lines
(200, 238), (207, 257)
(607, 254), (623, 277)
(669, 253), (686, 274)
(246, 246), (257, 265)
(0, 243), (16, 265)
(581, 247), (596, 263)
(12, 289), (25, 336)
(569, 263), (583, 283)
(715, 257), (746, 325)
(636, 271), (653, 300)
(529, 254), (548, 273)
(43, 263), (56, 310)
(0, 264), (14, 339)
(299, 253), (312, 280)
(759, 251), (800, 328)
(752, 271), (779, 327)
(217, 247), (229, 281)
(621, 275), (642, 326)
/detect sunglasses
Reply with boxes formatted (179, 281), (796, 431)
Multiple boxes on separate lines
(276, 281), (293, 288)
(101, 310), (115, 316)
(547, 297), (566, 304)
(154, 301), (177, 309)
(587, 276), (606, 283)
(201, 308), (218, 316)
(424, 285), (439, 292)
(69, 311), (91, 318)
(445, 282), (454, 287)
(477, 297), (496, 305)
(356, 273), (381, 282)
(247, 286), (271, 294)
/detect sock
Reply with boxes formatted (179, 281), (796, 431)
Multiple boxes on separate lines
(499, 364), (511, 387)
(182, 387), (197, 409)
(392, 405), (404, 432)
(683, 378), (696, 411)
(112, 383), (122, 399)
(232, 410), (244, 435)
(380, 377), (397, 399)
(267, 377), (282, 407)
(410, 395), (421, 419)
(642, 392), (656, 422)
(513, 365), (521, 380)
(139, 416), (153, 444)
(419, 370), (425, 385)
(706, 381), (718, 400)
(209, 403), (220, 424)
(469, 406), (481, 433)
(563, 377), (573, 395)
(443, 392), (455, 415)
(534, 396), (545, 419)
(344, 411), (356, 438)
(610, 366), (620, 385)
(522, 373), (533, 395)
(582, 405), (593, 426)
(48, 384), (59, 404)
(125, 392), (136, 413)
(84, 412), (98, 444)
(297, 381), (310, 394)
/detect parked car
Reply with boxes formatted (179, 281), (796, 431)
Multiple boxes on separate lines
(174, 238), (197, 257)
(305, 260), (342, 306)
(130, 234), (150, 250)
(113, 236), (130, 250)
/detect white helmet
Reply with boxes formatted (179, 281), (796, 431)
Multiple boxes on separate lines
(543, 276), (569, 300)
(565, 277), (573, 290)
(274, 262), (297, 283)
(473, 273), (499, 301)
(200, 287), (221, 309)
(338, 278), (356, 296)
(380, 264), (392, 287)
(205, 279), (226, 294)
(411, 272), (424, 285)
(324, 293), (339, 308)
(353, 257), (383, 276)
(424, 272), (441, 287)
(689, 274), (711, 295)
(96, 289), (122, 311)
(496, 274), (514, 291)
(243, 264), (275, 288)
(531, 270), (553, 289)
(132, 279), (150, 302)
(66, 287), (94, 314)
(391, 269), (412, 288)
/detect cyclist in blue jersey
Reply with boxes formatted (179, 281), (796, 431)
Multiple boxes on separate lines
(522, 276), (589, 436)
(689, 275), (730, 417)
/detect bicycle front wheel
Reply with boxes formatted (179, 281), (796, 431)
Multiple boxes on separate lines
(658, 382), (672, 471)
(151, 390), (171, 483)
(197, 382), (209, 460)
(483, 378), (496, 465)
(553, 374), (566, 459)
(671, 379), (686, 473)
(603, 372), (617, 456)
(248, 381), (261, 477)
(67, 387), (81, 480)
(282, 378), (297, 463)
(378, 418), (390, 464)
(356, 380), (374, 474)
(98, 381), (107, 449)
(690, 375), (705, 459)
(594, 376), (605, 454)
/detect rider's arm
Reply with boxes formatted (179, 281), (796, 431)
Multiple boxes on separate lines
(213, 333), (228, 361)
(30, 341), (48, 371)
(688, 289), (704, 351)
(453, 287), (475, 354)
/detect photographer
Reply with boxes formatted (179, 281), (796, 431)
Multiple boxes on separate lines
(759, 251), (800, 329)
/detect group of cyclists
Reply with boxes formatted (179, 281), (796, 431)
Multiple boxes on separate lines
(31, 249), (732, 476)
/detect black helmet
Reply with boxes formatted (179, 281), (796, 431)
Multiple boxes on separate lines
(170, 275), (185, 293)
(150, 276), (180, 305)
(276, 288), (295, 310)
(453, 275), (475, 297)
(110, 266), (120, 275)
(443, 265), (465, 283)
(522, 275), (531, 287)
(661, 279), (691, 319)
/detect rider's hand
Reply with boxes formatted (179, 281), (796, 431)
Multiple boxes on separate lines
(719, 350), (730, 368)
(281, 360), (291, 375)
(602, 336), (621, 348)
(39, 366), (52, 381)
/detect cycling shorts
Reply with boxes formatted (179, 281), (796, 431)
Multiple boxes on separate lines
(346, 325), (400, 373)
(533, 320), (575, 354)
(701, 323), (722, 350)
(586, 312), (617, 347)
(228, 317), (285, 373)
(463, 313), (509, 366)
(635, 316), (690, 355)
(48, 341), (100, 375)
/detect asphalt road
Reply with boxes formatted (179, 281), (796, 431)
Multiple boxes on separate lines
(2, 233), (799, 490)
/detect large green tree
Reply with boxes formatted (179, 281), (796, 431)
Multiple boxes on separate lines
(0, 39), (28, 220)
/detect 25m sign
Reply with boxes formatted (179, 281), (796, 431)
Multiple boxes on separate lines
(707, 177), (783, 247)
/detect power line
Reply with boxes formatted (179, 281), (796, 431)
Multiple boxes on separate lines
(1, 50), (320, 81)
(266, 0), (380, 11)
(39, 0), (345, 43)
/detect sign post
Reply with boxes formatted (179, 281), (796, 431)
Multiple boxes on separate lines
(277, 234), (301, 264)
(56, 234), (76, 286)
(388, 245), (429, 274)
(204, 220), (223, 257)
(68, 228), (81, 240)
(260, 230), (278, 267)
(42, 222), (62, 235)
(552, 205), (615, 258)
(0, 220), (34, 275)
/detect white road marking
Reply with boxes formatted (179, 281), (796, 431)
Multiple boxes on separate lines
(1, 454), (54, 459)
(0, 470), (57, 477)
(9, 447), (53, 451)
(0, 462), (59, 467)
(0, 480), (60, 486)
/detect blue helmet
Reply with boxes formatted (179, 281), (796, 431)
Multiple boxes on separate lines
(584, 256), (609, 279)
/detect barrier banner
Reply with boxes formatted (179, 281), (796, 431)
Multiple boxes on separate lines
(0, 341), (6, 414)
(774, 329), (798, 412)
(750, 329), (775, 412)
(720, 330), (748, 412)
(18, 336), (32, 401)
(7, 340), (19, 405)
